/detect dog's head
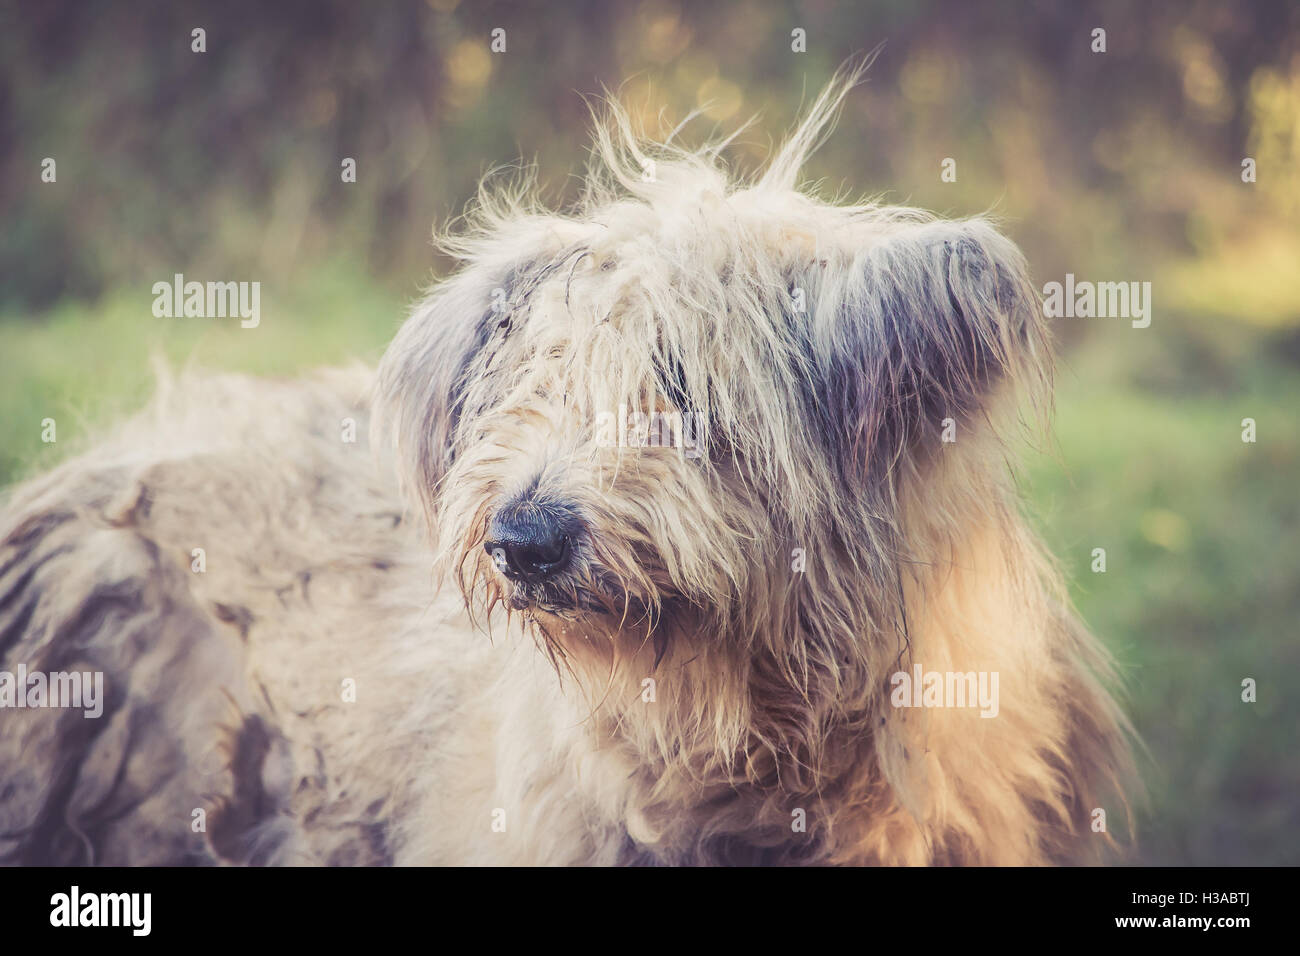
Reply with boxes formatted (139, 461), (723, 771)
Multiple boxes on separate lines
(376, 76), (1051, 690)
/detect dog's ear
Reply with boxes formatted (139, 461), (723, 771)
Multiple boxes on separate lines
(800, 218), (1049, 483)
(374, 230), (577, 519)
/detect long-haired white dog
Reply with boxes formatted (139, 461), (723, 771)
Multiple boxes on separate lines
(0, 72), (1132, 865)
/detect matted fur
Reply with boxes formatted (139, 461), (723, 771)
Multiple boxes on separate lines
(0, 71), (1133, 865)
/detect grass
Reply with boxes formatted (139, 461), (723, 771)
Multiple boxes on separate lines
(1024, 333), (1300, 865)
(2, 279), (1296, 865)
(0, 264), (405, 483)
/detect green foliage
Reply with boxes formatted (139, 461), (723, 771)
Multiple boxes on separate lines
(1025, 336), (1300, 864)
(0, 265), (399, 483)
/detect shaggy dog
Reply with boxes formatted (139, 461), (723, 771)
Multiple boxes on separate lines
(0, 73), (1132, 865)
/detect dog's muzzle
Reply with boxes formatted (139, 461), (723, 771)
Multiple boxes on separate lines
(484, 499), (578, 584)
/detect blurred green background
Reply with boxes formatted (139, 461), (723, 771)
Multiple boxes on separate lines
(2, 1), (1297, 864)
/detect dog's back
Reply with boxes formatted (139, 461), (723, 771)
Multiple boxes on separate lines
(0, 367), (474, 864)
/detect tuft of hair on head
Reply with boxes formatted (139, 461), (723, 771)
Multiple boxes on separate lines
(760, 47), (882, 192)
(577, 49), (881, 208)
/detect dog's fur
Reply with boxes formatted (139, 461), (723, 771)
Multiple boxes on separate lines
(0, 74), (1133, 865)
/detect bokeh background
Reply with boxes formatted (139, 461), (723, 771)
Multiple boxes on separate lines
(2, 0), (1297, 865)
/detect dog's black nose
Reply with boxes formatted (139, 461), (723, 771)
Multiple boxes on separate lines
(484, 502), (574, 583)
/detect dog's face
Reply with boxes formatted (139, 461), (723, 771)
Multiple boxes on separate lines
(377, 107), (1049, 681)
